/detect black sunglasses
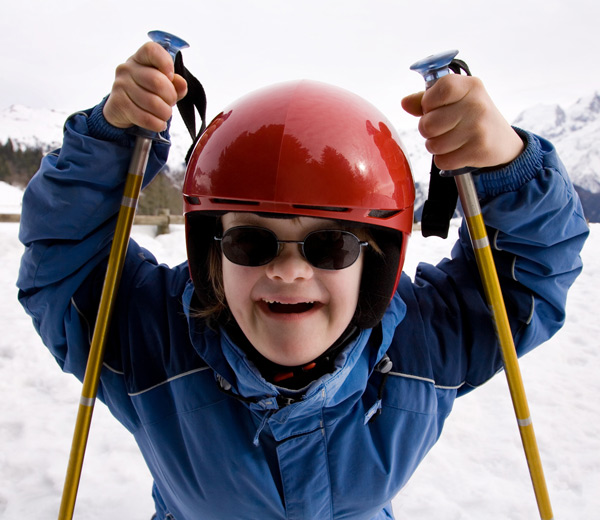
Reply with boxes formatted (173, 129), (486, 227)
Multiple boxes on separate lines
(214, 226), (369, 270)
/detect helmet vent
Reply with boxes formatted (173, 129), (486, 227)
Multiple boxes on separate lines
(368, 209), (401, 219)
(211, 198), (260, 206)
(185, 196), (201, 205)
(292, 204), (349, 213)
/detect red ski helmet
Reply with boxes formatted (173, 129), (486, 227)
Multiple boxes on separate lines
(183, 80), (414, 328)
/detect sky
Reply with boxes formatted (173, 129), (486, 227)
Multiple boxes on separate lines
(1, 0), (599, 133)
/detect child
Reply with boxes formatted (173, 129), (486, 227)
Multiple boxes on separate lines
(18, 41), (588, 519)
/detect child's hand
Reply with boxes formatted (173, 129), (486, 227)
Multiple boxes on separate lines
(401, 75), (524, 171)
(103, 42), (188, 132)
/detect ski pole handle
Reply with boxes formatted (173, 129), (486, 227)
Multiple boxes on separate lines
(57, 31), (189, 520)
(410, 51), (555, 520)
(129, 31), (190, 141)
(148, 30), (189, 59)
(409, 49), (458, 88)
(409, 50), (477, 178)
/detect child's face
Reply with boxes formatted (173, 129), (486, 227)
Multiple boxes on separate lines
(220, 212), (364, 367)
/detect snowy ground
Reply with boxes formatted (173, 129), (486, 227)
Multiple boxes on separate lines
(0, 180), (598, 519)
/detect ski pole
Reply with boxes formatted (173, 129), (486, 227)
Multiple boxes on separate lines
(410, 51), (554, 520)
(57, 31), (189, 520)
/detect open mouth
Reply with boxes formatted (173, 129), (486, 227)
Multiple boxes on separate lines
(263, 299), (316, 314)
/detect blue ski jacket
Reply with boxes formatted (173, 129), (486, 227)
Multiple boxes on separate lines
(17, 104), (588, 520)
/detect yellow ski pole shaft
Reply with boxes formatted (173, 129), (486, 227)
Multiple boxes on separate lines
(410, 50), (554, 520)
(57, 31), (189, 520)
(457, 174), (553, 520)
(58, 136), (151, 520)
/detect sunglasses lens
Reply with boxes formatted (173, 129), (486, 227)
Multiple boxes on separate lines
(220, 227), (278, 266)
(304, 230), (361, 270)
(219, 227), (364, 269)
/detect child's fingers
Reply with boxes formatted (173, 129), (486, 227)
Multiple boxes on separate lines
(132, 42), (175, 81)
(405, 74), (524, 170)
(400, 92), (425, 117)
(417, 76), (479, 138)
(172, 74), (189, 102)
(126, 73), (187, 129)
(126, 63), (180, 108)
(420, 74), (472, 115)
(112, 96), (171, 133)
(401, 76), (474, 127)
(126, 45), (179, 105)
(103, 42), (187, 131)
(418, 101), (462, 141)
(425, 126), (488, 171)
(134, 44), (188, 102)
(106, 66), (173, 131)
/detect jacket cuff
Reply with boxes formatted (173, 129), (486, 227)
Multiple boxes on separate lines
(475, 128), (544, 199)
(87, 96), (131, 145)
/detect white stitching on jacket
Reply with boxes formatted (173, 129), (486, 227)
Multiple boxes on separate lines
(127, 367), (211, 397)
(387, 371), (465, 390)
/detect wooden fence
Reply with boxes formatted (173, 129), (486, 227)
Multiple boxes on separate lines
(0, 209), (184, 235)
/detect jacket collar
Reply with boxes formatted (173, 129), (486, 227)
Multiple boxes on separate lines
(183, 281), (407, 410)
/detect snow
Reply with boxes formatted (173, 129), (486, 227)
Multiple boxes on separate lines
(1, 180), (598, 519)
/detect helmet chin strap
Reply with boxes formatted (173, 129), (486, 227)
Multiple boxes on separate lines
(223, 319), (359, 390)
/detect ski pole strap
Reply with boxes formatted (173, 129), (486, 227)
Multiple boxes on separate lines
(420, 58), (472, 239)
(174, 51), (208, 163)
(421, 160), (458, 238)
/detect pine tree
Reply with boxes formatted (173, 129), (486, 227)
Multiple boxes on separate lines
(0, 139), (44, 187)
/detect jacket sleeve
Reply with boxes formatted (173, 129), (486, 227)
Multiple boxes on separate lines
(394, 129), (589, 394)
(17, 101), (171, 381)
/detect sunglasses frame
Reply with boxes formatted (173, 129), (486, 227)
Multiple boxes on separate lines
(214, 225), (369, 270)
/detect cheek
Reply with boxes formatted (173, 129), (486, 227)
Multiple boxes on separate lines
(345, 271), (362, 311)
(222, 262), (257, 313)
(326, 260), (363, 316)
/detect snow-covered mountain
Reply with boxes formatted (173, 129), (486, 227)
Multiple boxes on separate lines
(513, 92), (600, 193)
(0, 104), (192, 176)
(2, 93), (599, 220)
(0, 104), (68, 153)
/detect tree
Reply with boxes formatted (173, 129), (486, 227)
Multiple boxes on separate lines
(0, 139), (44, 187)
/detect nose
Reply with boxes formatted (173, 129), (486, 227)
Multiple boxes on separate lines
(265, 242), (313, 282)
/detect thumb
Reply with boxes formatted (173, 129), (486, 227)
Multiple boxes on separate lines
(401, 92), (425, 117)
(173, 74), (188, 102)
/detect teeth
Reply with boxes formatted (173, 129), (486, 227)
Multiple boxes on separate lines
(263, 299), (314, 305)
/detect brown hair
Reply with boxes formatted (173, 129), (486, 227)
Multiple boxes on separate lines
(192, 240), (227, 320)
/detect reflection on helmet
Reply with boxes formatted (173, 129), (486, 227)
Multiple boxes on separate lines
(183, 80), (415, 328)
